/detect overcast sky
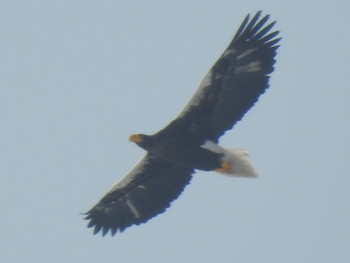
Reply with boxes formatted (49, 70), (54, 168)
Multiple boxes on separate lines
(1, 1), (350, 262)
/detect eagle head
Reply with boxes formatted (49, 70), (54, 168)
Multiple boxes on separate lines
(129, 134), (155, 151)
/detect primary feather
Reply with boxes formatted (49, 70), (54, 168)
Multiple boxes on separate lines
(85, 11), (280, 236)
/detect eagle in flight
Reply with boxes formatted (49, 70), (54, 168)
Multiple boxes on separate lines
(84, 11), (280, 236)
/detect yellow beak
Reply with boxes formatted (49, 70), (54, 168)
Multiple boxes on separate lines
(129, 134), (143, 143)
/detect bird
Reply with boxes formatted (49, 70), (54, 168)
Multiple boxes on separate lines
(84, 11), (280, 236)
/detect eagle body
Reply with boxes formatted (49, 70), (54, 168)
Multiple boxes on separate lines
(85, 11), (280, 236)
(130, 131), (256, 175)
(129, 131), (223, 172)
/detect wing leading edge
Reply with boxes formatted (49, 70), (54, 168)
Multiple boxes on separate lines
(84, 154), (194, 236)
(85, 11), (280, 236)
(173, 11), (280, 142)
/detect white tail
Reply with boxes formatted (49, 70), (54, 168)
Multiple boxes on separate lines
(201, 140), (257, 178)
(221, 149), (257, 177)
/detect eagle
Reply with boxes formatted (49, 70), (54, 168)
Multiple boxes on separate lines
(84, 11), (280, 236)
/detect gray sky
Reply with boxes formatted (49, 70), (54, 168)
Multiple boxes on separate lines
(1, 1), (350, 262)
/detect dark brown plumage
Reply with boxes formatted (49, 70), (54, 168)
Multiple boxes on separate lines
(84, 11), (280, 236)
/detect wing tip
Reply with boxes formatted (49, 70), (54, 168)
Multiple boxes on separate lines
(231, 11), (281, 48)
(84, 210), (119, 237)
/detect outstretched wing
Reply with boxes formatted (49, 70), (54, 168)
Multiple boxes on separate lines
(84, 153), (194, 236)
(166, 11), (280, 142)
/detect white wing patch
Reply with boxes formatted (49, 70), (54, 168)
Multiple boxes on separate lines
(235, 61), (262, 73)
(126, 199), (141, 218)
(108, 156), (148, 192)
(237, 48), (258, 60)
(199, 70), (213, 88)
(178, 71), (213, 117)
(222, 49), (237, 57)
(201, 140), (223, 154)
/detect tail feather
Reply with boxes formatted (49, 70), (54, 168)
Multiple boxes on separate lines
(200, 140), (257, 178)
(221, 149), (257, 177)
